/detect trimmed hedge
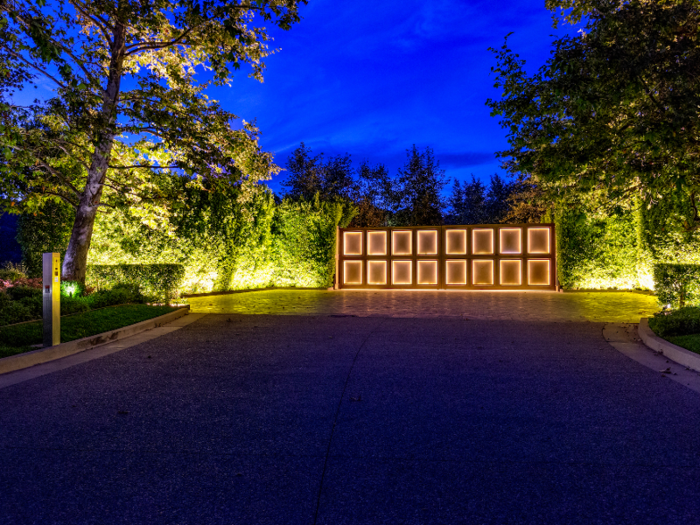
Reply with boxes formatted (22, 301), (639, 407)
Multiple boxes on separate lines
(648, 307), (700, 338)
(86, 264), (185, 300)
(88, 190), (355, 295)
(653, 264), (700, 308)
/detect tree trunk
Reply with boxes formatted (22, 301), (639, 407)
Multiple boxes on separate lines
(62, 23), (126, 282)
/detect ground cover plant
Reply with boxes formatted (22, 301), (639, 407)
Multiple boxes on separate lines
(0, 304), (177, 359)
(666, 335), (700, 355)
(649, 307), (700, 355)
(0, 263), (166, 328)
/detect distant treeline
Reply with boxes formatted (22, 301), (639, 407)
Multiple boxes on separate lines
(281, 143), (543, 228)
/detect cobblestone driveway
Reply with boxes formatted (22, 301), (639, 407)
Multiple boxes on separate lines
(188, 289), (659, 323)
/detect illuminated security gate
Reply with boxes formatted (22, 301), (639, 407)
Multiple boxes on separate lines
(337, 224), (556, 290)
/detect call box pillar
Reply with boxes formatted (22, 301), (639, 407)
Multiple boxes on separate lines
(43, 252), (61, 347)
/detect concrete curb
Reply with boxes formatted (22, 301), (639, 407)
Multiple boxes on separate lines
(0, 306), (190, 375)
(638, 317), (700, 373)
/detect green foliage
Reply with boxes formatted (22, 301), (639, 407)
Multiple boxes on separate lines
(552, 196), (700, 291)
(447, 174), (515, 225)
(85, 287), (145, 309)
(0, 291), (36, 326)
(86, 265), (185, 301)
(392, 146), (447, 226)
(88, 182), (355, 294)
(0, 0), (305, 281)
(0, 282), (148, 327)
(487, 0), (700, 232)
(60, 280), (84, 298)
(666, 334), (700, 355)
(653, 264), (700, 308)
(16, 200), (74, 277)
(281, 142), (452, 228)
(555, 206), (645, 290)
(0, 262), (27, 282)
(0, 304), (178, 357)
(283, 142), (357, 202)
(649, 307), (700, 338)
(6, 286), (41, 302)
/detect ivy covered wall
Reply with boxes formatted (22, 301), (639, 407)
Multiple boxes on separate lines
(555, 205), (700, 290)
(88, 187), (355, 294)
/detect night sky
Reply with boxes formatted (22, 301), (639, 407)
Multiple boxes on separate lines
(212, 0), (578, 194)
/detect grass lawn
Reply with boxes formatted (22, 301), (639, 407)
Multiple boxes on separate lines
(667, 334), (700, 355)
(0, 304), (178, 359)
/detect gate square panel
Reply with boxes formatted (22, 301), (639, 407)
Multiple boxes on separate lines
(338, 224), (556, 290)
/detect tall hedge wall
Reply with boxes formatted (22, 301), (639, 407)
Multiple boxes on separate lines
(87, 188), (355, 295)
(555, 205), (700, 291)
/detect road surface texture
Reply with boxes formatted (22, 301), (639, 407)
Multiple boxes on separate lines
(2, 290), (699, 524)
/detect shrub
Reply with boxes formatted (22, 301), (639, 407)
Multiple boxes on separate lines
(0, 291), (35, 326)
(86, 286), (146, 309)
(0, 262), (27, 282)
(653, 264), (700, 308)
(6, 286), (42, 301)
(86, 264), (184, 300)
(649, 307), (700, 337)
(61, 296), (91, 316)
(16, 200), (74, 277)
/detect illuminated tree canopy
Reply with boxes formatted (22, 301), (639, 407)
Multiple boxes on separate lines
(0, 0), (305, 281)
(487, 0), (700, 231)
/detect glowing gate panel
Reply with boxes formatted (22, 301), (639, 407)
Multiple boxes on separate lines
(343, 260), (363, 285)
(528, 228), (550, 254)
(367, 231), (387, 256)
(367, 260), (387, 285)
(417, 260), (438, 285)
(445, 229), (467, 255)
(500, 228), (522, 254)
(472, 228), (494, 255)
(417, 230), (438, 255)
(472, 260), (494, 285)
(528, 259), (550, 286)
(392, 260), (412, 285)
(392, 230), (412, 256)
(500, 259), (522, 285)
(343, 232), (363, 256)
(445, 260), (467, 285)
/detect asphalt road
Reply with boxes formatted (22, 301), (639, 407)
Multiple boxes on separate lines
(1, 313), (699, 524)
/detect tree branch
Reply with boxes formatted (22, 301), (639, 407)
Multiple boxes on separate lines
(125, 24), (202, 56)
(0, 45), (68, 90)
(108, 164), (180, 169)
(42, 191), (79, 209)
(70, 0), (114, 46)
(30, 158), (83, 197)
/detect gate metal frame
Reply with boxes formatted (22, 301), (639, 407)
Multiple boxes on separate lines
(335, 224), (557, 291)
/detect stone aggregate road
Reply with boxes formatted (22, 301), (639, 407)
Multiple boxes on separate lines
(188, 289), (659, 323)
(1, 291), (699, 524)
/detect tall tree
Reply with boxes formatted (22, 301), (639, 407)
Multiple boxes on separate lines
(282, 142), (323, 200)
(447, 176), (488, 224)
(487, 0), (700, 231)
(393, 145), (446, 226)
(0, 0), (304, 281)
(282, 143), (356, 201)
(486, 173), (514, 223)
(351, 161), (392, 227)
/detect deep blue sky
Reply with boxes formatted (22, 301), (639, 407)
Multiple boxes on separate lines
(213, 0), (577, 194)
